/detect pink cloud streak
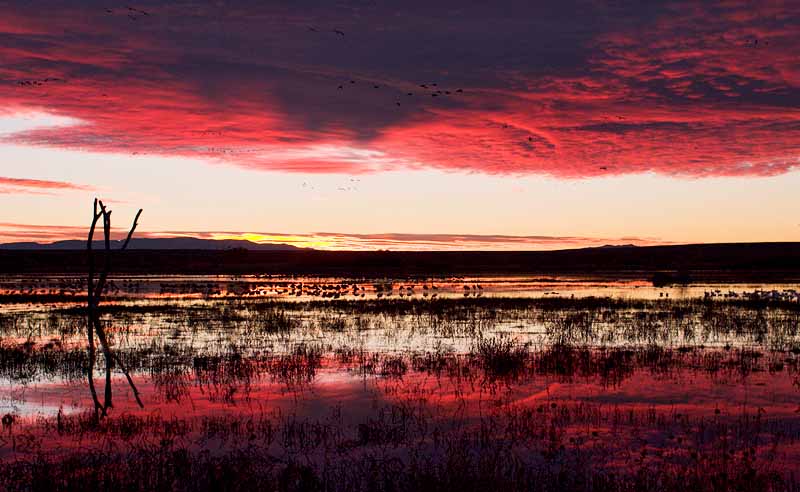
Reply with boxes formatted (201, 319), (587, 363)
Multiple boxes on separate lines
(0, 223), (665, 251)
(0, 176), (92, 194)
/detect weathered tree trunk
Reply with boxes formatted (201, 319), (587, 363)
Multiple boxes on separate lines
(86, 199), (104, 417)
(86, 198), (144, 418)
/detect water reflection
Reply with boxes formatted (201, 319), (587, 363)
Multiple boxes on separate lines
(3, 274), (800, 304)
(2, 281), (800, 489)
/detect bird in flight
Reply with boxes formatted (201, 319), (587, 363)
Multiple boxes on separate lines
(333, 29), (345, 36)
(16, 77), (65, 87)
(126, 6), (150, 16)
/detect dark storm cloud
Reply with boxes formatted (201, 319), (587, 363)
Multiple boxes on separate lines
(1, 0), (798, 177)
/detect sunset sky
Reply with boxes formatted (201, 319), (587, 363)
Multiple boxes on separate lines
(1, 1), (799, 250)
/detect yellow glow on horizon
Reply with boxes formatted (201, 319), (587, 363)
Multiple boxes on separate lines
(209, 232), (337, 249)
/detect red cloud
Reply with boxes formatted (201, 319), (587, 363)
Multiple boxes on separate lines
(0, 2), (798, 178)
(0, 176), (91, 194)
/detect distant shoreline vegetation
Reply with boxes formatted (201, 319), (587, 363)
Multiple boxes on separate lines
(2, 243), (800, 283)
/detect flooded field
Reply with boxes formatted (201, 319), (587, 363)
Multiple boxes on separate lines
(2, 275), (800, 491)
(3, 273), (800, 303)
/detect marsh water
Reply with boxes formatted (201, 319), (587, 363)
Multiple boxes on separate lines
(3, 273), (800, 301)
(2, 275), (800, 490)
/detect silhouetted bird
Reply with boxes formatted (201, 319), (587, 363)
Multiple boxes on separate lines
(126, 6), (150, 16)
(333, 29), (345, 36)
(407, 92), (413, 96)
(396, 102), (401, 106)
(338, 85), (343, 89)
(373, 85), (380, 89)
(456, 88), (463, 93)
(308, 26), (319, 32)
(600, 166), (608, 170)
(420, 84), (428, 88)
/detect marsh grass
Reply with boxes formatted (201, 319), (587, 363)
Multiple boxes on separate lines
(3, 295), (800, 491)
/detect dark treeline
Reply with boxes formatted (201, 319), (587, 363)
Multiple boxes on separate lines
(3, 242), (800, 280)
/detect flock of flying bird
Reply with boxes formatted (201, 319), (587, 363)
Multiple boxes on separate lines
(308, 21), (470, 108)
(301, 178), (360, 193)
(104, 5), (151, 20)
(7, 5), (776, 170)
(335, 78), (467, 108)
(15, 77), (64, 87)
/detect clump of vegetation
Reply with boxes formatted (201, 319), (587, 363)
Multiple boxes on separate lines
(247, 304), (299, 334)
(472, 336), (529, 378)
(267, 343), (323, 387)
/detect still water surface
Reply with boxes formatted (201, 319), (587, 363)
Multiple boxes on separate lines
(2, 274), (800, 482)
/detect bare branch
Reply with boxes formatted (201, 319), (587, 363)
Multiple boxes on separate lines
(121, 209), (143, 251)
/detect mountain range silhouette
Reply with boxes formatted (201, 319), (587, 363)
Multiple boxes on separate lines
(0, 237), (301, 251)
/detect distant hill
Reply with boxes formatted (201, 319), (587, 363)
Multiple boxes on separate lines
(3, 242), (800, 282)
(594, 244), (639, 249)
(0, 237), (301, 251)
